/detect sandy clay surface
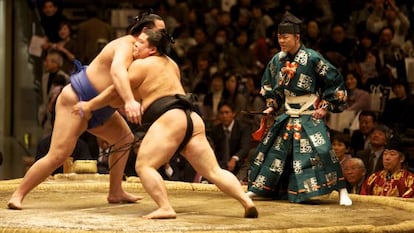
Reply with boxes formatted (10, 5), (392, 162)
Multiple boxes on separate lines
(0, 174), (414, 233)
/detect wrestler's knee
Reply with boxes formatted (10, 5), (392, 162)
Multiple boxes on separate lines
(44, 153), (68, 168)
(135, 155), (155, 175)
(135, 158), (145, 175)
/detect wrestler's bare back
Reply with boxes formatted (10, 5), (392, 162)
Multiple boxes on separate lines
(85, 35), (137, 92)
(108, 55), (185, 112)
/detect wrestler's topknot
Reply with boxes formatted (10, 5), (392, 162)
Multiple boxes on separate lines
(129, 10), (162, 36)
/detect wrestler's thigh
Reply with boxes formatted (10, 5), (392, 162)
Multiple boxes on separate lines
(88, 112), (134, 147)
(48, 85), (88, 156)
(181, 113), (219, 174)
(137, 109), (186, 168)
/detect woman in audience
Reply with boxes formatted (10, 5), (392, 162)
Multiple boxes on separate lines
(344, 70), (371, 112)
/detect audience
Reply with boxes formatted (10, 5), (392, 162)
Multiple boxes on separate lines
(344, 71), (371, 112)
(209, 101), (252, 176)
(380, 80), (414, 134)
(202, 72), (226, 128)
(222, 72), (247, 116)
(183, 52), (213, 96)
(186, 26), (215, 68)
(38, 50), (69, 137)
(343, 158), (367, 194)
(366, 0), (410, 45)
(39, 0), (67, 44)
(331, 131), (353, 173)
(374, 26), (406, 86)
(53, 21), (78, 74)
(355, 124), (391, 177)
(350, 111), (378, 154)
(75, 4), (114, 64)
(302, 19), (322, 51)
(228, 29), (258, 74)
(240, 73), (265, 129)
(210, 27), (233, 72)
(360, 139), (414, 198)
(319, 23), (358, 72)
(250, 4), (274, 41)
(356, 48), (382, 92)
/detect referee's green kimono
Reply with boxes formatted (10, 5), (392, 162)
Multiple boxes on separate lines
(248, 44), (348, 203)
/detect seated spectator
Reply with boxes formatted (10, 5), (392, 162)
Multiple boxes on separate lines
(373, 26), (406, 87)
(184, 52), (213, 97)
(154, 1), (179, 35)
(344, 70), (371, 112)
(240, 73), (266, 129)
(186, 27), (215, 68)
(302, 20), (322, 51)
(39, 0), (67, 44)
(347, 2), (373, 38)
(202, 72), (225, 129)
(170, 26), (196, 66)
(350, 111), (378, 154)
(355, 124), (391, 176)
(250, 4), (274, 42)
(319, 23), (358, 71)
(356, 48), (382, 92)
(209, 101), (253, 176)
(360, 140), (414, 198)
(380, 80), (414, 134)
(38, 50), (69, 137)
(210, 27), (234, 72)
(222, 72), (247, 116)
(331, 131), (353, 173)
(343, 158), (367, 194)
(228, 29), (258, 74)
(54, 21), (77, 74)
(327, 71), (371, 133)
(366, 0), (410, 45)
(75, 4), (114, 64)
(252, 24), (278, 69)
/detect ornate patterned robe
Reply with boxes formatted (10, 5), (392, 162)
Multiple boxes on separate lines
(248, 44), (348, 203)
(360, 169), (414, 198)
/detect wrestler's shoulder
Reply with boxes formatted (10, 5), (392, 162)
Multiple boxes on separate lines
(132, 56), (166, 66)
(106, 35), (134, 48)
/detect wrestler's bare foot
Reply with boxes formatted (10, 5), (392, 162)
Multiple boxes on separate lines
(244, 206), (258, 218)
(107, 192), (143, 204)
(142, 207), (177, 219)
(7, 196), (23, 210)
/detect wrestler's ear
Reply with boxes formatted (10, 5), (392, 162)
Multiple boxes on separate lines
(148, 46), (157, 55)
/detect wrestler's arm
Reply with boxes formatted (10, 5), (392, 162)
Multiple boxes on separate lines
(110, 40), (142, 123)
(72, 85), (119, 120)
(86, 85), (118, 111)
(73, 60), (147, 122)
